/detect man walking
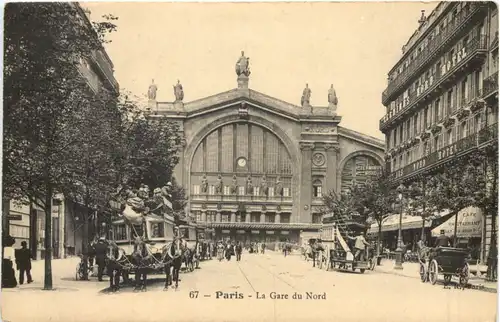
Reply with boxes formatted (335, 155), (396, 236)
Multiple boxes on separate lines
(94, 237), (108, 281)
(15, 241), (33, 285)
(235, 242), (242, 261)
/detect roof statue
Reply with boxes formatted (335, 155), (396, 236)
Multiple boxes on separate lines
(301, 83), (311, 108)
(173, 80), (184, 102)
(148, 79), (157, 100)
(235, 51), (251, 77)
(328, 84), (338, 112)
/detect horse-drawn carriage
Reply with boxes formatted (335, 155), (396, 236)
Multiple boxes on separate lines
(320, 223), (375, 273)
(419, 246), (470, 287)
(95, 183), (200, 291)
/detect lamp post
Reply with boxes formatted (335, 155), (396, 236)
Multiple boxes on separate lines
(394, 184), (405, 270)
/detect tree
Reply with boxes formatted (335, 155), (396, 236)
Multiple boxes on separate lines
(353, 172), (396, 255)
(408, 176), (440, 242)
(3, 3), (117, 289)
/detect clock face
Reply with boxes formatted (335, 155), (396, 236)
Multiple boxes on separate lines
(237, 158), (247, 167)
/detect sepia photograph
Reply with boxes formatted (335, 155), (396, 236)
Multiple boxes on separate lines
(1, 1), (498, 321)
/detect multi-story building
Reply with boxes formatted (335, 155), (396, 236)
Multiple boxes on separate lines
(148, 53), (385, 244)
(379, 2), (498, 262)
(3, 3), (119, 259)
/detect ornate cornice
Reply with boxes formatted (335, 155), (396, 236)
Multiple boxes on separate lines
(299, 142), (315, 151)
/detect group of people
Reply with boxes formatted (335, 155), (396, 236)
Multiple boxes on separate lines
(2, 234), (33, 288)
(216, 240), (243, 261)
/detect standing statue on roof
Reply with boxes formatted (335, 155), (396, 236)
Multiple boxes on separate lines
(328, 84), (338, 107)
(301, 83), (311, 107)
(235, 51), (251, 77)
(173, 80), (184, 102)
(148, 79), (157, 100)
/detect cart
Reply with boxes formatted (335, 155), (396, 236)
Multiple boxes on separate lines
(321, 223), (375, 273)
(419, 246), (470, 287)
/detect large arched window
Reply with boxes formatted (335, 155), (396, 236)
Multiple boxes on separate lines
(191, 123), (293, 196)
(341, 155), (381, 194)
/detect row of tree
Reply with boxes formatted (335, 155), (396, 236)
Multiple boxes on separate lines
(322, 143), (497, 278)
(4, 3), (185, 289)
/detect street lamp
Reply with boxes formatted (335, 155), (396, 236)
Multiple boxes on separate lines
(394, 184), (405, 270)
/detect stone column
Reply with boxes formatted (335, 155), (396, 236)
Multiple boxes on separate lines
(245, 212), (250, 223)
(299, 142), (314, 223)
(260, 212), (266, 223)
(230, 210), (236, 223)
(216, 211), (221, 223)
(201, 210), (207, 222)
(325, 144), (339, 193)
(275, 212), (281, 224)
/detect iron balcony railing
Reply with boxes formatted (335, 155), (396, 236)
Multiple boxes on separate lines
(389, 122), (498, 180)
(382, 2), (488, 105)
(191, 194), (293, 203)
(380, 36), (488, 130)
(483, 71), (499, 98)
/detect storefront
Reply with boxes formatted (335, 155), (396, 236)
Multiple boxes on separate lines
(432, 206), (483, 260)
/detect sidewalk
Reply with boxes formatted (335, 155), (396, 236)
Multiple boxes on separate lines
(376, 258), (498, 293)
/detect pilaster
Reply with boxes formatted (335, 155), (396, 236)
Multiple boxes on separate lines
(201, 210), (207, 222)
(275, 212), (281, 224)
(324, 143), (340, 193)
(245, 212), (251, 223)
(230, 210), (236, 223)
(260, 212), (266, 223)
(299, 142), (314, 223)
(216, 211), (221, 223)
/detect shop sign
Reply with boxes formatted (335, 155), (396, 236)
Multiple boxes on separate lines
(280, 231), (289, 235)
(251, 230), (260, 234)
(431, 207), (482, 238)
(237, 230), (246, 234)
(222, 230), (230, 234)
(266, 231), (274, 234)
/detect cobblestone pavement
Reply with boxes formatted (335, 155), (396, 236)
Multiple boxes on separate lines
(2, 251), (497, 322)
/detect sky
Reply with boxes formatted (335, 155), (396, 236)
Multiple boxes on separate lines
(83, 1), (439, 140)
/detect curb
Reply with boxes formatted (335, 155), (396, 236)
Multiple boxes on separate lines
(375, 268), (497, 293)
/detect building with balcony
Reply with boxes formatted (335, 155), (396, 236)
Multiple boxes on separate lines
(379, 2), (498, 262)
(148, 53), (384, 244)
(3, 3), (119, 259)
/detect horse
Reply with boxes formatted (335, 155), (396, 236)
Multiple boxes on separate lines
(131, 238), (154, 292)
(106, 241), (127, 292)
(161, 238), (184, 291)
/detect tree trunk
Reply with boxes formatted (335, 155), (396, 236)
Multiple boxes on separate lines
(421, 219), (426, 243)
(453, 210), (459, 247)
(81, 208), (91, 280)
(377, 221), (382, 256)
(43, 185), (53, 290)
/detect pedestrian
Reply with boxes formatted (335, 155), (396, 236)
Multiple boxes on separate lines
(2, 234), (18, 288)
(347, 232), (370, 262)
(235, 242), (242, 261)
(225, 243), (233, 261)
(261, 243), (266, 254)
(15, 241), (33, 285)
(94, 237), (108, 281)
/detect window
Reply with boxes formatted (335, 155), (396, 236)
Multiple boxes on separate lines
(434, 99), (440, 122)
(114, 224), (127, 240)
(193, 185), (200, 195)
(313, 179), (323, 198)
(393, 128), (397, 146)
(447, 90), (453, 115)
(424, 107), (429, 128)
(283, 187), (290, 197)
(207, 211), (216, 222)
(312, 213), (323, 224)
(221, 213), (229, 222)
(194, 211), (202, 222)
(265, 214), (275, 223)
(413, 115), (418, 135)
(461, 79), (468, 103)
(223, 186), (230, 195)
(406, 151), (411, 164)
(433, 136), (439, 152)
(238, 186), (245, 196)
(280, 214), (290, 223)
(209, 185), (215, 195)
(447, 129), (453, 145)
(474, 113), (482, 133)
(150, 222), (165, 238)
(268, 187), (275, 197)
(254, 187), (260, 196)
(461, 122), (467, 138)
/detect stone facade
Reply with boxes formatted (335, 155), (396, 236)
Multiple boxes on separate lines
(148, 65), (384, 242)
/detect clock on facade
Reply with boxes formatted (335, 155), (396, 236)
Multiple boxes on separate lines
(237, 157), (247, 167)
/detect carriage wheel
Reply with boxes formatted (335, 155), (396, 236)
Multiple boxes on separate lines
(429, 260), (438, 285)
(459, 263), (470, 287)
(419, 262), (428, 283)
(443, 274), (452, 284)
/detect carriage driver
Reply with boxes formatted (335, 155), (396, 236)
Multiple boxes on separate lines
(347, 232), (370, 262)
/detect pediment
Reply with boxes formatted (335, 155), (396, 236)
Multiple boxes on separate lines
(154, 87), (339, 122)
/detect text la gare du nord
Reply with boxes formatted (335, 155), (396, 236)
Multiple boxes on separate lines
(189, 291), (327, 300)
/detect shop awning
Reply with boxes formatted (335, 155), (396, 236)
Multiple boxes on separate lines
(431, 206), (482, 238)
(367, 209), (451, 234)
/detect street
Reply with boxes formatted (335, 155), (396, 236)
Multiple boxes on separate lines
(2, 251), (497, 322)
